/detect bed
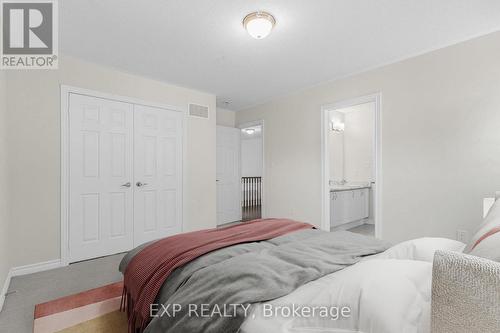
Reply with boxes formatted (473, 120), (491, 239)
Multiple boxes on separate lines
(119, 198), (500, 333)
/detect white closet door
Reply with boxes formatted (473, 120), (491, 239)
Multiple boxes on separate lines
(69, 94), (134, 262)
(216, 126), (241, 225)
(133, 104), (183, 246)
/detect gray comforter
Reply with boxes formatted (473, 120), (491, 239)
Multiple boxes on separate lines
(119, 229), (389, 333)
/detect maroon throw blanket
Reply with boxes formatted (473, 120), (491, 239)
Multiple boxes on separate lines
(122, 218), (314, 332)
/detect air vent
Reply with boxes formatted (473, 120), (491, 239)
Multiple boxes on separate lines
(188, 103), (209, 119)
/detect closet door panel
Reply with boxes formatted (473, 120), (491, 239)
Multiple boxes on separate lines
(133, 105), (183, 246)
(69, 94), (134, 263)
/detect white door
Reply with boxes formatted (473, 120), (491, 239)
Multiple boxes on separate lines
(69, 94), (134, 262)
(133, 104), (183, 246)
(216, 126), (241, 225)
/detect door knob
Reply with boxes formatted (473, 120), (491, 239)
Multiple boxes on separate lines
(121, 182), (131, 188)
(136, 182), (148, 187)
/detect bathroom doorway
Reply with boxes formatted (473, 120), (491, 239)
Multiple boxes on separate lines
(321, 94), (382, 238)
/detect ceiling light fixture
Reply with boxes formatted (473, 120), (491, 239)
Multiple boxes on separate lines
(243, 11), (276, 39)
(245, 128), (256, 135)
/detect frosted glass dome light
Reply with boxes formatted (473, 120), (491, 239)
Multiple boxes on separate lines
(243, 12), (276, 39)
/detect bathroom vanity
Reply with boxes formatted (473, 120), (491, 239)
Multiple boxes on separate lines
(330, 185), (370, 227)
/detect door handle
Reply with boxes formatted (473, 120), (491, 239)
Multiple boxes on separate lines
(136, 182), (148, 187)
(121, 182), (131, 188)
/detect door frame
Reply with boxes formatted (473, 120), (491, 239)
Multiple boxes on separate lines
(320, 93), (382, 238)
(238, 120), (266, 218)
(60, 85), (187, 265)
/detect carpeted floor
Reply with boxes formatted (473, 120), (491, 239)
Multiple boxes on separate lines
(0, 253), (125, 333)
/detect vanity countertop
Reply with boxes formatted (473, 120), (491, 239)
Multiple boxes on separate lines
(330, 183), (371, 192)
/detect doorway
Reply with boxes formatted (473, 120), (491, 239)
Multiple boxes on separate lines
(240, 123), (263, 221)
(321, 94), (382, 238)
(216, 126), (242, 225)
(216, 120), (265, 225)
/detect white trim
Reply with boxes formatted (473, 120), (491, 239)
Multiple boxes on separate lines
(0, 259), (63, 312)
(0, 271), (11, 312)
(60, 86), (70, 266)
(10, 259), (63, 277)
(181, 105), (188, 235)
(238, 120), (266, 218)
(320, 93), (383, 238)
(60, 85), (185, 113)
(60, 85), (187, 265)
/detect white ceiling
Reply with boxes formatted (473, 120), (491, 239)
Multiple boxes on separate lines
(60, 1), (500, 111)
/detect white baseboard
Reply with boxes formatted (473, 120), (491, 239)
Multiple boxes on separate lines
(10, 259), (63, 277)
(0, 270), (12, 312)
(0, 259), (62, 312)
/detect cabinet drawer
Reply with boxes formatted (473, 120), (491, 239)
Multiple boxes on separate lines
(330, 188), (369, 227)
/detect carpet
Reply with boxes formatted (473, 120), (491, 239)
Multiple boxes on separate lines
(34, 281), (127, 333)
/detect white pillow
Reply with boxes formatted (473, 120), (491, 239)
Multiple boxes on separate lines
(469, 234), (500, 262)
(367, 237), (466, 262)
(466, 199), (500, 261)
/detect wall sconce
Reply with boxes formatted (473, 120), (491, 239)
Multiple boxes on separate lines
(330, 121), (345, 132)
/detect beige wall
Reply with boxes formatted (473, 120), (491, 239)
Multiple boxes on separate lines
(237, 31), (500, 243)
(216, 107), (236, 127)
(0, 71), (10, 304)
(5, 55), (217, 267)
(343, 102), (375, 182)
